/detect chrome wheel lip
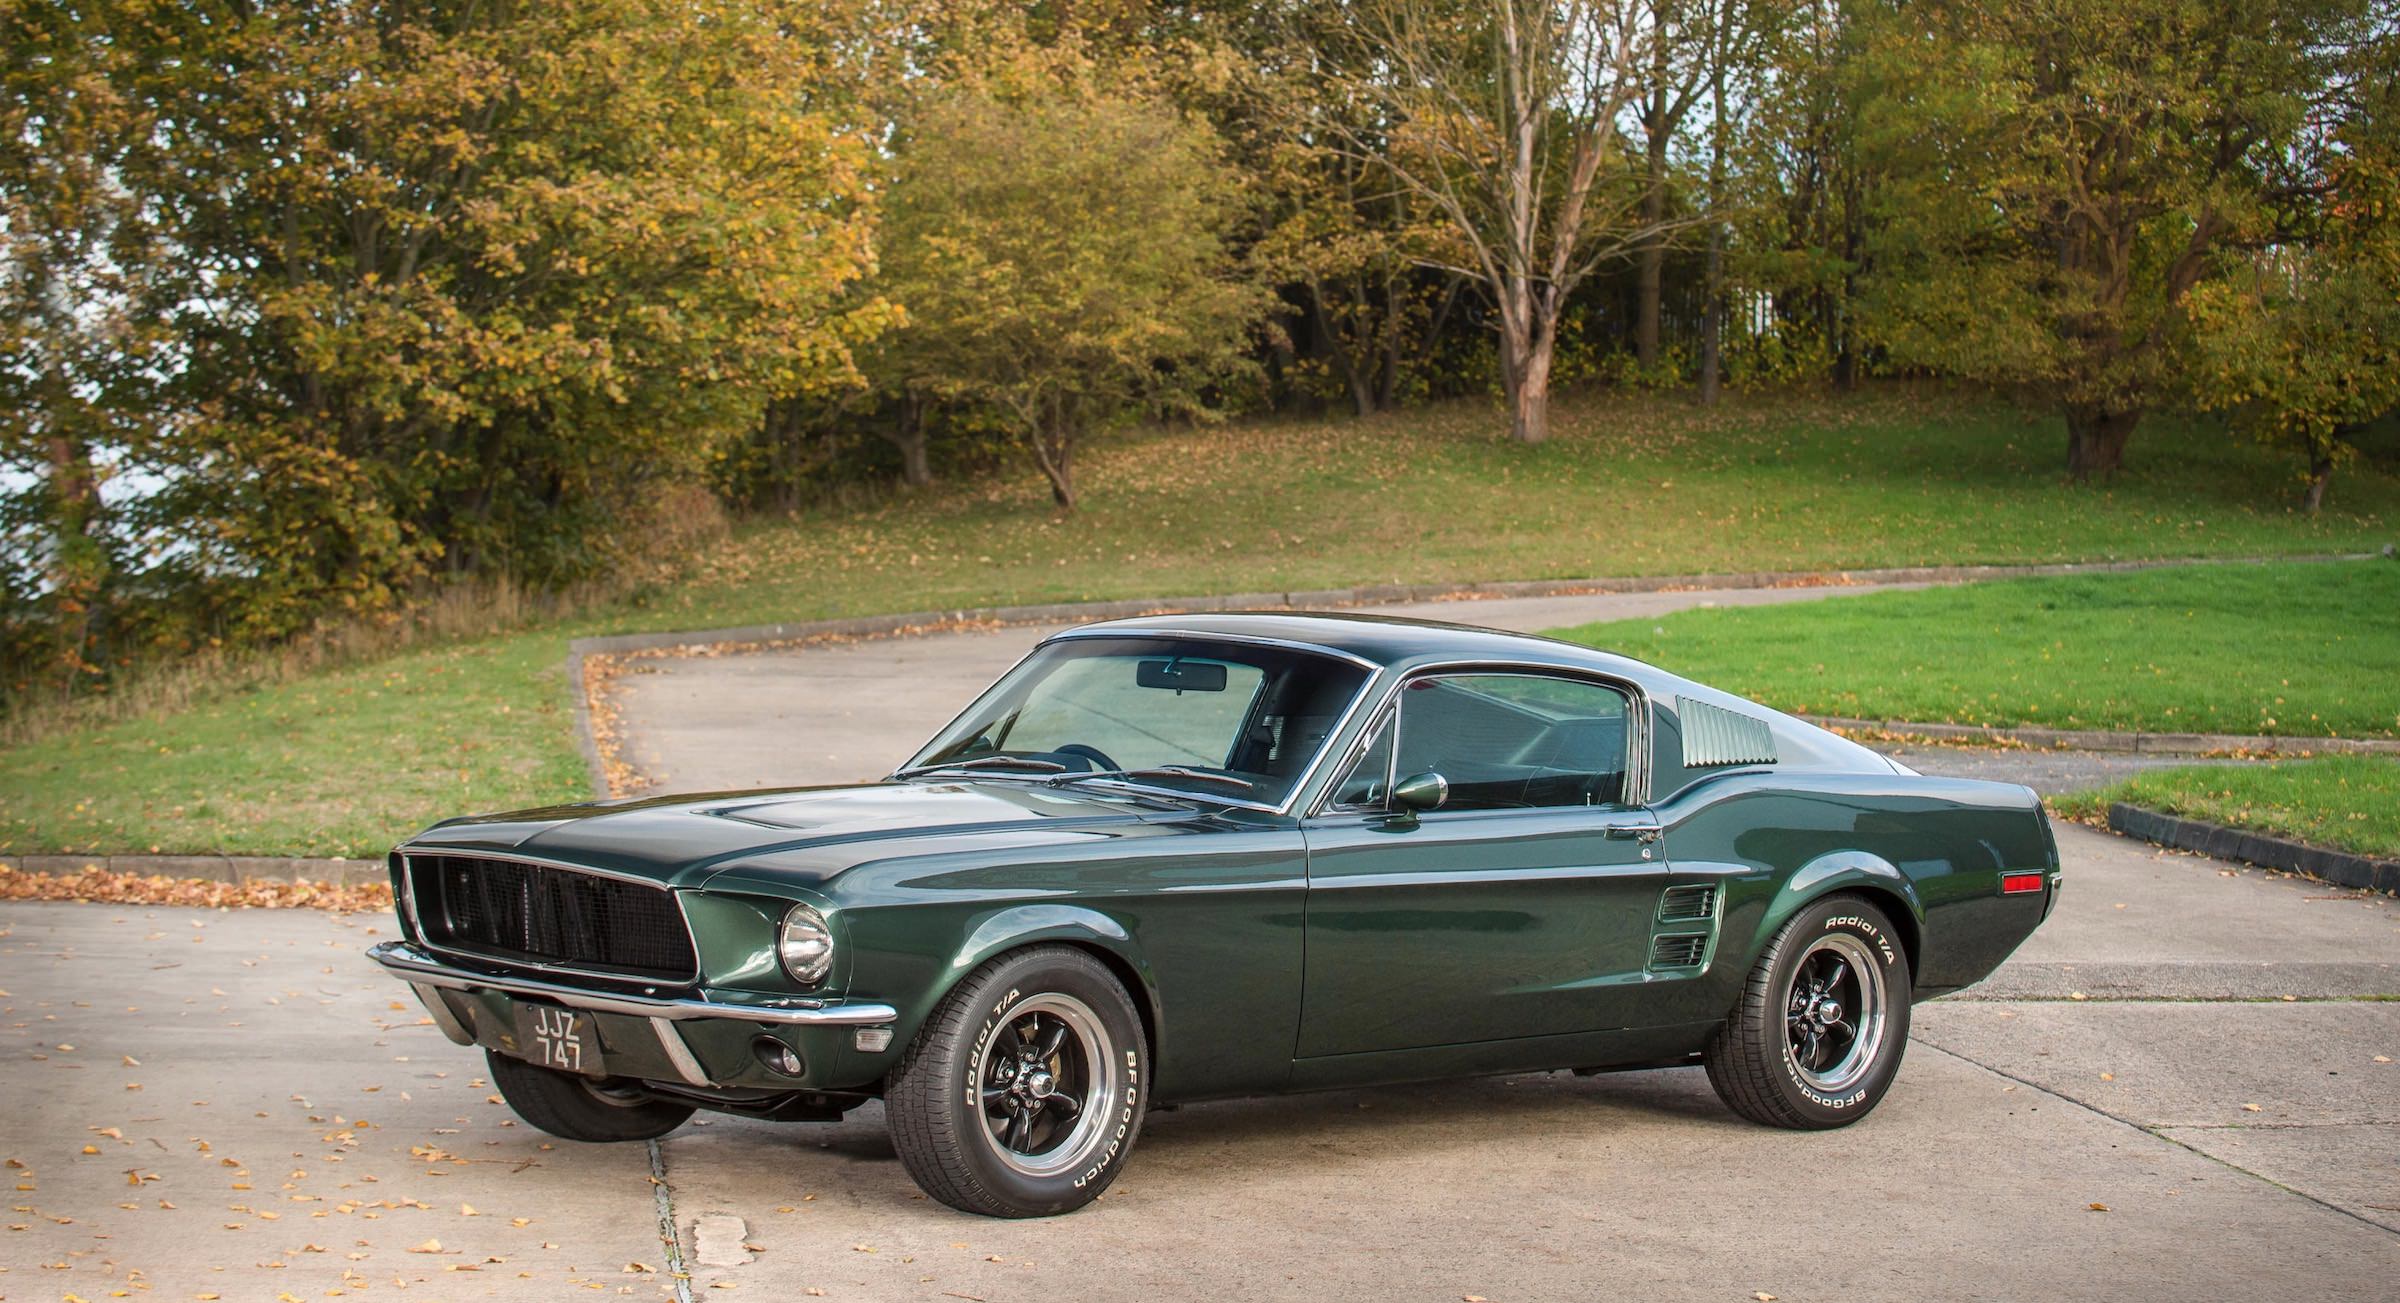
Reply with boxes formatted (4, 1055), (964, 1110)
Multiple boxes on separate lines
(970, 993), (1119, 1179)
(1784, 933), (1888, 1095)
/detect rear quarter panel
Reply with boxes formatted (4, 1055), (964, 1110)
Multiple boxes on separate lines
(1650, 771), (2057, 1022)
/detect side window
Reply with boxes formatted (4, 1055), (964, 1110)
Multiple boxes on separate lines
(1327, 709), (1396, 809)
(1396, 673), (1632, 811)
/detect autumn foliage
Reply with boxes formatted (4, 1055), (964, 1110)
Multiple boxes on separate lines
(5, 0), (2398, 714)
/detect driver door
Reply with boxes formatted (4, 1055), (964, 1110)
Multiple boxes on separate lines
(1296, 671), (1668, 1059)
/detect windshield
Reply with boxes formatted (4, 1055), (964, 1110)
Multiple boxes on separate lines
(900, 636), (1371, 806)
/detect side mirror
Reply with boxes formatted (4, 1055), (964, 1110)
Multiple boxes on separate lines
(1388, 771), (1448, 826)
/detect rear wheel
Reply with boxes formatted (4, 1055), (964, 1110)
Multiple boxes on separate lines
(485, 1048), (694, 1143)
(1703, 895), (1912, 1128)
(886, 946), (1148, 1217)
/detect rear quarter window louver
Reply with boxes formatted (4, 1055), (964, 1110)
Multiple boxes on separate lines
(1677, 696), (1778, 768)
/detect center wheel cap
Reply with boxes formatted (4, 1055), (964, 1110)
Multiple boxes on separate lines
(1819, 1000), (1842, 1025)
(1024, 1069), (1055, 1100)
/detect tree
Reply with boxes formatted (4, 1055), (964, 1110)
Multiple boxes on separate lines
(1310, 0), (1687, 443)
(0, 0), (169, 701)
(1629, 0), (1714, 371)
(2, 0), (888, 704)
(1853, 0), (2367, 479)
(2182, 12), (2400, 513)
(1246, 37), (1469, 417)
(877, 73), (1266, 510)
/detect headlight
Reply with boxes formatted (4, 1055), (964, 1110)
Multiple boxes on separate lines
(777, 904), (834, 985)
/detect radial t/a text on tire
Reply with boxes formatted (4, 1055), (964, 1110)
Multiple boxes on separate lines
(885, 946), (1149, 1217)
(1703, 894), (1913, 1129)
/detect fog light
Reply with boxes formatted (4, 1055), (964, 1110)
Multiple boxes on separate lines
(852, 1027), (894, 1053)
(753, 1036), (805, 1078)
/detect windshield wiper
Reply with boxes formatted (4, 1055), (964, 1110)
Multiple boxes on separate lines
(1052, 766), (1257, 792)
(894, 756), (1068, 778)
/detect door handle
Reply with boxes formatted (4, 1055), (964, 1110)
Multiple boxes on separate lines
(1604, 826), (1662, 844)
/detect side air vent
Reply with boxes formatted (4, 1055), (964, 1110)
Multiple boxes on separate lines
(1651, 934), (1709, 968)
(1678, 696), (1778, 768)
(1657, 884), (1719, 923)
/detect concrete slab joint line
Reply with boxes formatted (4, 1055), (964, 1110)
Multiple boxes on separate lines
(649, 1138), (697, 1303)
(2110, 802), (2400, 896)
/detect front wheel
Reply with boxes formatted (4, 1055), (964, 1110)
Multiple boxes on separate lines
(485, 1049), (694, 1143)
(885, 946), (1148, 1217)
(1703, 895), (1913, 1128)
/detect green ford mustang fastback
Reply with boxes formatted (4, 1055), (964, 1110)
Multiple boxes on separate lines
(370, 612), (2060, 1216)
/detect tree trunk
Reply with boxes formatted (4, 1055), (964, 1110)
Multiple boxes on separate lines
(1500, 301), (1555, 444)
(41, 429), (105, 700)
(1635, 36), (1672, 371)
(881, 391), (932, 487)
(1309, 281), (1375, 418)
(1029, 399), (1077, 510)
(2063, 404), (2142, 481)
(2303, 450), (2334, 515)
(1635, 126), (1669, 369)
(1697, 59), (1728, 407)
(1833, 169), (1862, 392)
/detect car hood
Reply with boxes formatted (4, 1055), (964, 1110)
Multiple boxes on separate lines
(403, 779), (1197, 889)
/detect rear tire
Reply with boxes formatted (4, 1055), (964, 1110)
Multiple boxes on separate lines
(886, 946), (1148, 1217)
(1703, 895), (1912, 1129)
(485, 1049), (694, 1143)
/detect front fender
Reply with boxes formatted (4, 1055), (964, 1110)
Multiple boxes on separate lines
(1753, 850), (1927, 978)
(929, 903), (1166, 1063)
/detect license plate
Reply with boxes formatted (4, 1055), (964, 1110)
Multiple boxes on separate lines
(514, 1003), (601, 1076)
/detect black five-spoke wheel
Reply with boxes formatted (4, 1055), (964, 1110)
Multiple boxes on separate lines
(1783, 933), (1889, 1096)
(1704, 894), (1912, 1128)
(888, 946), (1148, 1216)
(975, 997), (1117, 1175)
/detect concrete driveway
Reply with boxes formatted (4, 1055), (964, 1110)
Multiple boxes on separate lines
(8, 587), (2395, 1300)
(5, 829), (2393, 1302)
(603, 585), (2232, 798)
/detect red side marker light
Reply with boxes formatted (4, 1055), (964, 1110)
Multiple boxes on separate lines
(2001, 871), (2046, 895)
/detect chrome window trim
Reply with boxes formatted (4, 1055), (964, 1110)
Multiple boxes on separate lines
(1303, 659), (1654, 819)
(398, 848), (705, 990)
(1040, 626), (1383, 672)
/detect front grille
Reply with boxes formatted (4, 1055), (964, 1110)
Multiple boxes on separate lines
(1651, 934), (1709, 968)
(1658, 884), (1718, 922)
(406, 853), (696, 982)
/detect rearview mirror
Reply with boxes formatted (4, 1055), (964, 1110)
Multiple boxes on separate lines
(1136, 659), (1227, 693)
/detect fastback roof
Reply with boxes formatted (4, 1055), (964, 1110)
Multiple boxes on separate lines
(1052, 610), (1668, 684)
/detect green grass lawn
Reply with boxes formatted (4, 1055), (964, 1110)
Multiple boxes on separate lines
(2053, 757), (2400, 860)
(1550, 560), (2400, 740)
(6, 384), (2399, 857)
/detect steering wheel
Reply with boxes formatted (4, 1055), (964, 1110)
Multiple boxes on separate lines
(1049, 743), (1121, 772)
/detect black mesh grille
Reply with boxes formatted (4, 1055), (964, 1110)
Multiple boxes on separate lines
(408, 854), (695, 981)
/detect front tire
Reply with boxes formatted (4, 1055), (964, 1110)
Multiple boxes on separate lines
(886, 946), (1148, 1217)
(1703, 895), (1912, 1129)
(485, 1049), (694, 1143)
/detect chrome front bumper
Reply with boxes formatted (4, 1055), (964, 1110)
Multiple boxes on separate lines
(366, 940), (898, 1087)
